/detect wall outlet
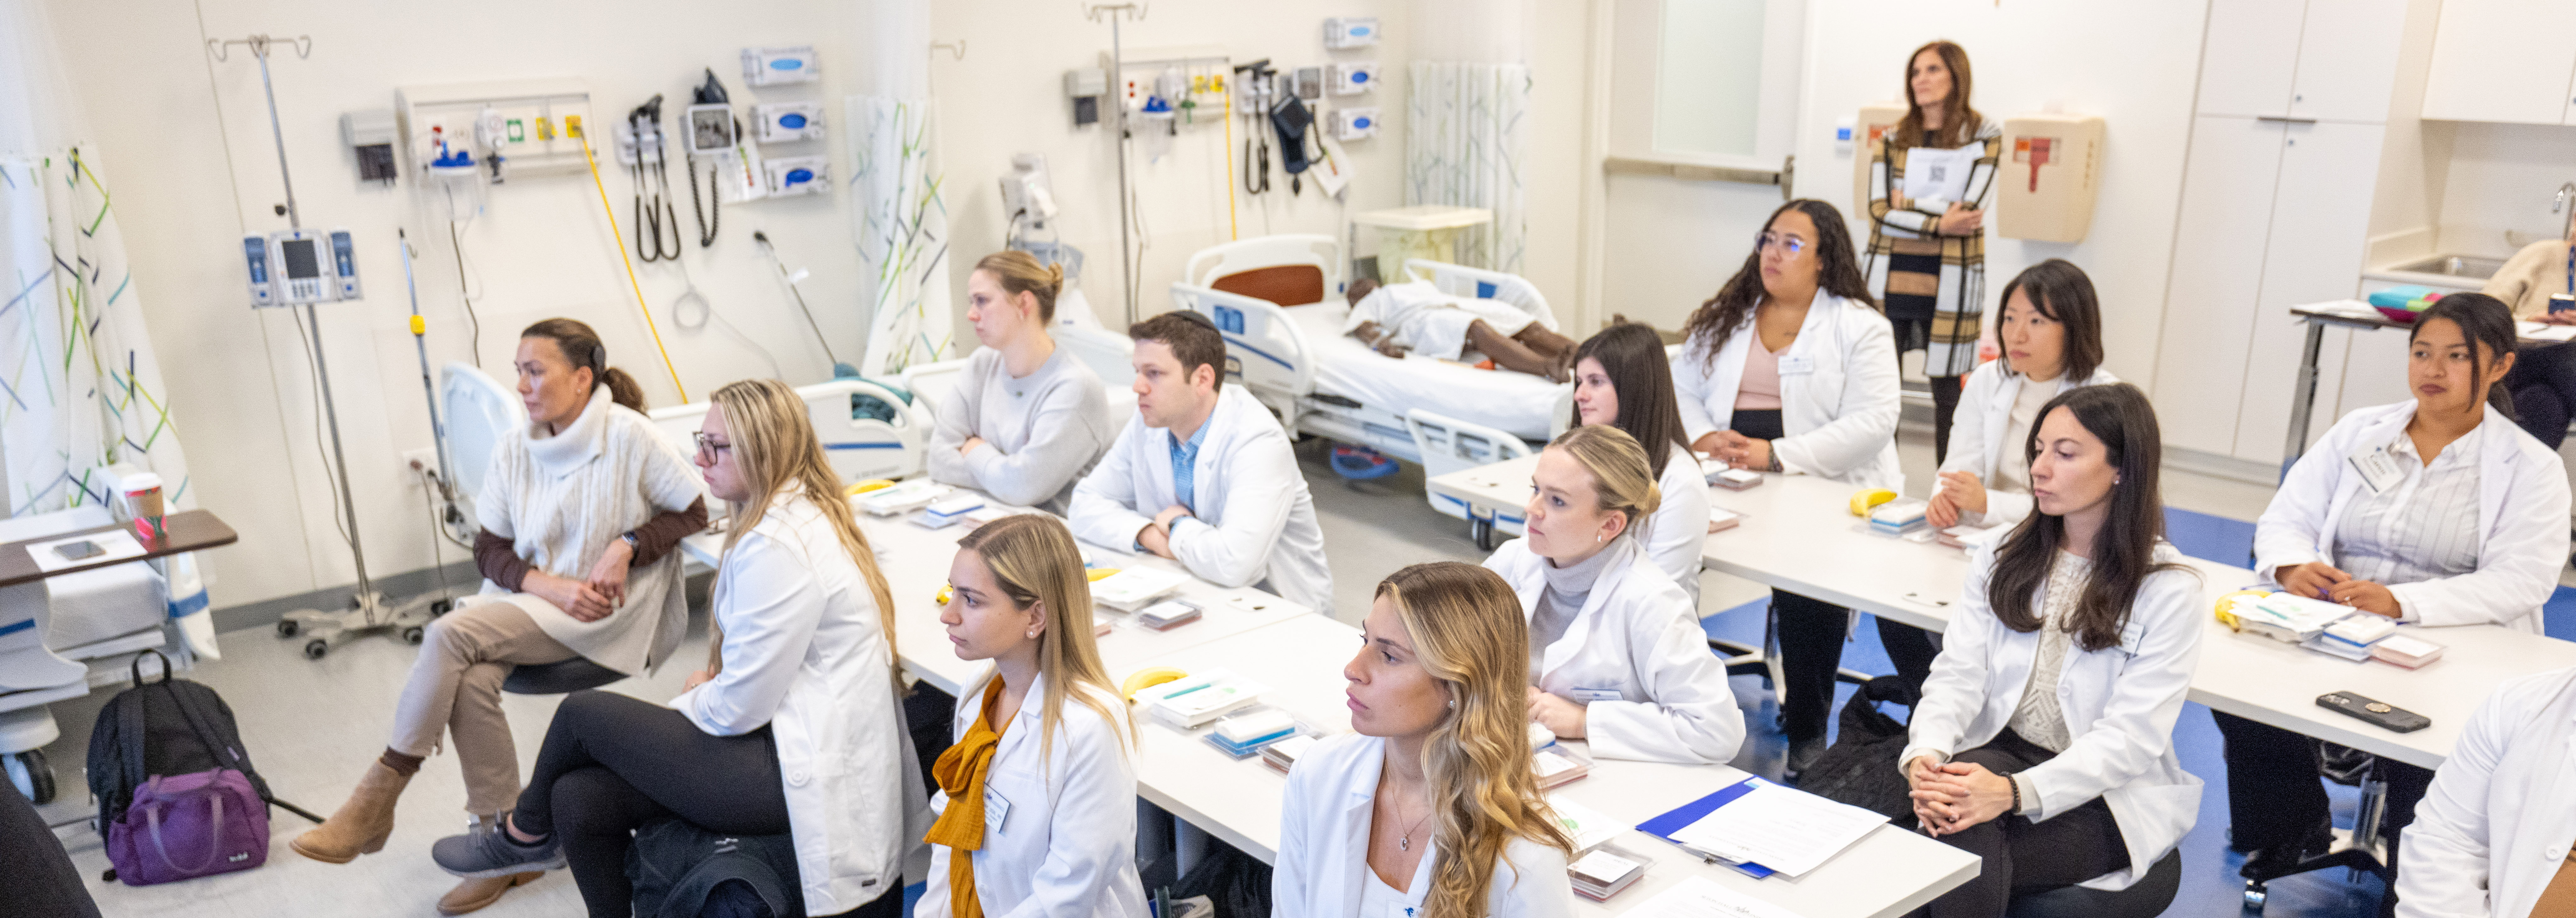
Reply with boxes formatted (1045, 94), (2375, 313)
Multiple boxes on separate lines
(403, 447), (441, 484)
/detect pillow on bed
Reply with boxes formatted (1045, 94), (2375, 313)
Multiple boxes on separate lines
(1212, 265), (1326, 307)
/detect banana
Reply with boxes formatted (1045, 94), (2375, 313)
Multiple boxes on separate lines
(845, 478), (897, 496)
(1087, 568), (1121, 582)
(2213, 589), (2267, 632)
(1122, 666), (1188, 701)
(1848, 488), (1899, 516)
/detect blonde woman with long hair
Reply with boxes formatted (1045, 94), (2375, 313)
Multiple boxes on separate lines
(917, 513), (1146, 918)
(1275, 562), (1577, 918)
(1482, 425), (1744, 765)
(434, 379), (924, 918)
(927, 251), (1115, 513)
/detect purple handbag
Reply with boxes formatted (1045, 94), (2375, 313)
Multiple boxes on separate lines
(105, 768), (269, 885)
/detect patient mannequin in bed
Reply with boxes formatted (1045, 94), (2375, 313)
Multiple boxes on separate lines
(1341, 278), (1578, 382)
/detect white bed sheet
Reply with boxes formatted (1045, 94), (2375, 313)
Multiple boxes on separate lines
(1283, 302), (1565, 440)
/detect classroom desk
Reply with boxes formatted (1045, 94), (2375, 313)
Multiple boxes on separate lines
(678, 495), (1310, 696)
(1426, 456), (2576, 771)
(1115, 613), (1980, 918)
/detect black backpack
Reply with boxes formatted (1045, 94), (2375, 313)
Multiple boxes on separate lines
(628, 816), (805, 918)
(1797, 675), (1921, 826)
(84, 651), (319, 834)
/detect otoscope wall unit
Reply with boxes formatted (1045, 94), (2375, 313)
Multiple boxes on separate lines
(397, 78), (596, 182)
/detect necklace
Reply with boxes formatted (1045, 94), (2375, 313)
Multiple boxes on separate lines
(1391, 796), (1432, 852)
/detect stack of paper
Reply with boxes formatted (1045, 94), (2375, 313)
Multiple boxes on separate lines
(1665, 779), (1885, 878)
(1705, 464), (1763, 491)
(1547, 799), (1626, 854)
(1133, 669), (1267, 729)
(1708, 506), (1745, 533)
(1136, 599), (1202, 631)
(1868, 500), (1929, 536)
(1202, 709), (1302, 759)
(2308, 615), (2399, 661)
(1568, 848), (1646, 902)
(1092, 567), (1188, 612)
(2226, 592), (2354, 644)
(1533, 746), (1591, 790)
(856, 479), (950, 516)
(1261, 734), (1320, 774)
(2373, 633), (2447, 669)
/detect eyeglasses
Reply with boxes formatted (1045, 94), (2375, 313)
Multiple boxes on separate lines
(1756, 232), (1807, 256)
(692, 432), (733, 460)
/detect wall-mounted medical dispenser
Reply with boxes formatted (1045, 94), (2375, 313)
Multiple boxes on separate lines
(1065, 68), (1106, 127)
(763, 156), (827, 197)
(1995, 112), (2105, 243)
(342, 110), (397, 184)
(1330, 62), (1376, 95)
(754, 102), (825, 143)
(1330, 107), (1378, 141)
(1846, 102), (1905, 221)
(1324, 17), (1379, 49)
(741, 46), (820, 87)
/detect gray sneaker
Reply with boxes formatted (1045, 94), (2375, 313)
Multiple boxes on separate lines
(431, 819), (564, 879)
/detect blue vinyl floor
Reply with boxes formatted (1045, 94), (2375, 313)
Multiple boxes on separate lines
(1705, 508), (2576, 917)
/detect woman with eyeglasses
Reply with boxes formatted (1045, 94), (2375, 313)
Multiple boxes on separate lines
(1672, 198), (1902, 779)
(293, 319), (706, 916)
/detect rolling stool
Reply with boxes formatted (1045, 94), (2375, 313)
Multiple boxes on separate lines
(502, 658), (627, 696)
(2006, 849), (2182, 918)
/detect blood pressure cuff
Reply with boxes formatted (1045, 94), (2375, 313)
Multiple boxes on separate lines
(1270, 98), (1313, 175)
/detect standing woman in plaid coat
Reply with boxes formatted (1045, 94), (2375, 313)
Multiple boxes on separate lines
(1866, 39), (2001, 464)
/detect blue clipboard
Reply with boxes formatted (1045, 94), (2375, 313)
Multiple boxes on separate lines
(1636, 777), (1777, 878)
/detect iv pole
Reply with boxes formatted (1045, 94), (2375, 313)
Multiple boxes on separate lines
(1087, 3), (1146, 326)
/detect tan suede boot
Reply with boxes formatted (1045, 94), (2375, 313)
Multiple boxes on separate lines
(287, 760), (410, 863)
(437, 872), (543, 915)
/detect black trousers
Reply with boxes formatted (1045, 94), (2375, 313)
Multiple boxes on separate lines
(2505, 341), (2576, 450)
(2, 777), (99, 918)
(1732, 408), (1863, 743)
(2212, 711), (2431, 915)
(1919, 729), (2130, 918)
(1878, 621), (1942, 697)
(1930, 374), (1963, 465)
(514, 690), (803, 918)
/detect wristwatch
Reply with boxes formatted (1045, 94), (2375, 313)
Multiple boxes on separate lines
(620, 531), (641, 550)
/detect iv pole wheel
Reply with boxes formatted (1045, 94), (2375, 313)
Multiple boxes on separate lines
(276, 619), (299, 638)
(401, 626), (425, 646)
(303, 639), (330, 660)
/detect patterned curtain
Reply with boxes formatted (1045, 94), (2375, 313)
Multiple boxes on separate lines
(1405, 63), (1532, 274)
(849, 95), (953, 377)
(0, 148), (213, 645)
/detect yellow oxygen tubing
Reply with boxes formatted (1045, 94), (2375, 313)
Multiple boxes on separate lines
(577, 129), (689, 402)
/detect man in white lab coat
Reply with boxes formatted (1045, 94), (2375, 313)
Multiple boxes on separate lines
(1069, 311), (1333, 614)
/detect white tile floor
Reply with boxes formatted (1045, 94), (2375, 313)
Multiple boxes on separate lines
(30, 425), (2339, 917)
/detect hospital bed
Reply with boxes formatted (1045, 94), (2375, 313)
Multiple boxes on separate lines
(1170, 235), (1570, 536)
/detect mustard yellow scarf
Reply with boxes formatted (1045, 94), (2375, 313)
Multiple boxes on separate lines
(926, 679), (1010, 918)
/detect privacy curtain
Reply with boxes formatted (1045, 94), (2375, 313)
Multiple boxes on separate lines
(849, 95), (953, 378)
(1405, 63), (1532, 275)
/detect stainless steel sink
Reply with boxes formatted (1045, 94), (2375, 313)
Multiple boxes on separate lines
(2388, 254), (2507, 280)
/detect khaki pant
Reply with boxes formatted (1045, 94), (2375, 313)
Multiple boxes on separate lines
(387, 597), (576, 815)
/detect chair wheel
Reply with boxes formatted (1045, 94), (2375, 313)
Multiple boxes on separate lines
(402, 626), (425, 645)
(276, 619), (299, 638)
(2243, 880), (2268, 911)
(431, 598), (453, 616)
(304, 639), (329, 660)
(8, 749), (53, 804)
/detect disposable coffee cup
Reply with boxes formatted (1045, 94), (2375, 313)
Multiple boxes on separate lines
(121, 472), (164, 542)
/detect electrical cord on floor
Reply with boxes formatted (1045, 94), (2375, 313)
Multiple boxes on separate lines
(286, 307), (357, 555)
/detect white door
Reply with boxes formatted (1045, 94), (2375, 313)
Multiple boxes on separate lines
(2194, 0), (2306, 119)
(2151, 116), (2290, 457)
(2420, 0), (2576, 124)
(2230, 121), (2388, 465)
(2287, 0), (2409, 123)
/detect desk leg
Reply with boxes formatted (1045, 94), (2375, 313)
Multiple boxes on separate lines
(2281, 321), (2328, 482)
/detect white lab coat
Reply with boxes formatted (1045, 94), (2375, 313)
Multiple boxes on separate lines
(1641, 447), (1712, 605)
(2254, 401), (2570, 632)
(1482, 536), (1746, 764)
(914, 670), (1147, 918)
(1273, 733), (1576, 918)
(1670, 296), (1903, 491)
(1902, 540), (2205, 891)
(669, 488), (930, 915)
(2396, 667), (2576, 918)
(1068, 385), (1333, 614)
(1938, 362), (2119, 527)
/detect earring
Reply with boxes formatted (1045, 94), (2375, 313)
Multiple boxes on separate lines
(1025, 630), (1038, 639)
(1447, 699), (1457, 709)
(1596, 534), (1605, 543)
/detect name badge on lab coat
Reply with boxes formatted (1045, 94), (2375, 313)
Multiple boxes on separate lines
(1570, 687), (1624, 703)
(2348, 444), (2404, 497)
(983, 788), (1011, 835)
(1778, 354), (1817, 376)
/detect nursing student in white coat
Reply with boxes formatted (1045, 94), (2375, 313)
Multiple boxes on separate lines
(431, 379), (924, 918)
(2396, 666), (2576, 918)
(917, 514), (1145, 918)
(926, 251), (1116, 514)
(1481, 425), (1744, 764)
(1069, 311), (1332, 613)
(1672, 198), (1902, 775)
(1568, 321), (1712, 601)
(2222, 294), (2570, 911)
(1906, 259), (2119, 693)
(1276, 562), (1577, 918)
(1904, 383), (2204, 917)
